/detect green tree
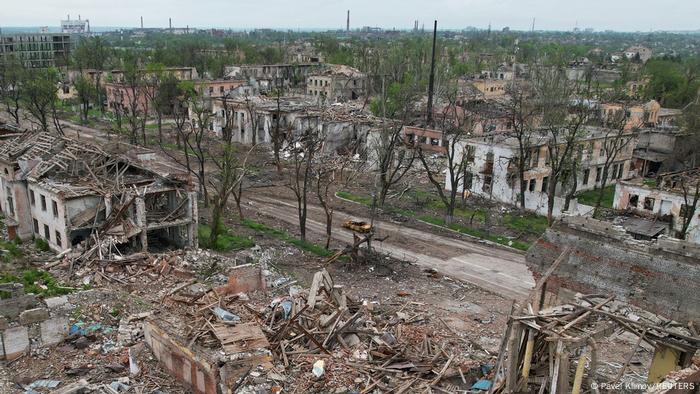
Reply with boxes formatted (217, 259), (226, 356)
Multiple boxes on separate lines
(23, 68), (59, 132)
(74, 75), (96, 125)
(0, 58), (25, 125)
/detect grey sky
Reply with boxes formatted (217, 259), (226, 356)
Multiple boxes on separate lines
(1, 0), (698, 32)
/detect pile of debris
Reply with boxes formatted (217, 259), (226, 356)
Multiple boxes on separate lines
(154, 266), (494, 393)
(489, 293), (700, 393)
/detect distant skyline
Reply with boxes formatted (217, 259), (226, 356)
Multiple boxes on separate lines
(0, 0), (698, 33)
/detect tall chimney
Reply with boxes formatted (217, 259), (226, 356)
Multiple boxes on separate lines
(346, 10), (350, 32)
(140, 16), (143, 29)
(169, 17), (172, 31)
(426, 20), (438, 127)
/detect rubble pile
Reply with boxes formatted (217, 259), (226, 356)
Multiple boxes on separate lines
(168, 267), (494, 393)
(490, 294), (700, 393)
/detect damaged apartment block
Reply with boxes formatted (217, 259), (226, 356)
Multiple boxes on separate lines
(0, 130), (198, 253)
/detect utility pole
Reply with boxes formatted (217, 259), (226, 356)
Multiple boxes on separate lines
(426, 20), (438, 127)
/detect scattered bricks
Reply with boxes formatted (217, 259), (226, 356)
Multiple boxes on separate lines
(19, 307), (50, 325)
(44, 295), (69, 309)
(40, 317), (70, 346)
(0, 316), (8, 330)
(215, 264), (265, 296)
(3, 326), (30, 360)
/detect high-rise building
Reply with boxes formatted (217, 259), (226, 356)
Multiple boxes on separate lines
(0, 33), (77, 68)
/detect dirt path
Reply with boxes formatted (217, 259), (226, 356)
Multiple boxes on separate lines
(248, 194), (534, 299)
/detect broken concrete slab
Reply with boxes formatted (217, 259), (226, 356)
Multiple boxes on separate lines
(44, 296), (69, 309)
(3, 326), (29, 360)
(0, 293), (38, 318)
(40, 317), (69, 346)
(19, 307), (50, 325)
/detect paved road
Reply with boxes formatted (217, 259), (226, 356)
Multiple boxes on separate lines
(248, 195), (534, 299)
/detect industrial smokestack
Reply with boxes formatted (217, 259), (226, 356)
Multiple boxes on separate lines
(346, 10), (350, 32)
(426, 20), (437, 127)
(169, 17), (172, 31)
(140, 16), (143, 29)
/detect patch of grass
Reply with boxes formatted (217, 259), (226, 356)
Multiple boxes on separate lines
(576, 185), (615, 208)
(504, 213), (548, 236)
(336, 191), (373, 206)
(242, 219), (333, 257)
(34, 238), (50, 252)
(0, 269), (72, 297)
(198, 224), (255, 252)
(0, 239), (23, 261)
(418, 215), (531, 251)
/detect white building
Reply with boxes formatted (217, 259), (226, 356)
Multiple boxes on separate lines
(446, 127), (637, 217)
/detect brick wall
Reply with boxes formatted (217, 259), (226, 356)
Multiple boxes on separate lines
(526, 216), (700, 325)
(144, 319), (220, 394)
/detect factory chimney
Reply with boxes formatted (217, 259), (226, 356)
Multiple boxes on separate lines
(140, 16), (143, 29)
(346, 10), (350, 32)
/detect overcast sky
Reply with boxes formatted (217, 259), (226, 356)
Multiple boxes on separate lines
(1, 0), (698, 32)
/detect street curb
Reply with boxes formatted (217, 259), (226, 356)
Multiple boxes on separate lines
(334, 193), (528, 255)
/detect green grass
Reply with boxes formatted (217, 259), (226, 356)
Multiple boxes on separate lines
(336, 191), (373, 206)
(0, 269), (72, 297)
(34, 238), (50, 252)
(504, 213), (549, 235)
(241, 219), (334, 257)
(576, 185), (615, 208)
(198, 224), (255, 252)
(0, 239), (23, 261)
(419, 215), (531, 251)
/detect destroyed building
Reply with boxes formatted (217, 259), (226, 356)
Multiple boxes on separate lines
(526, 216), (700, 324)
(305, 64), (367, 102)
(207, 95), (376, 154)
(613, 169), (700, 243)
(446, 126), (637, 217)
(0, 131), (198, 252)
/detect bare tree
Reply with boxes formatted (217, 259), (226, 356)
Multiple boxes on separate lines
(534, 67), (594, 225)
(286, 120), (324, 242)
(271, 86), (286, 173)
(121, 59), (149, 145)
(416, 95), (473, 224)
(504, 81), (539, 209)
(314, 154), (362, 249)
(592, 105), (636, 217)
(160, 85), (211, 206)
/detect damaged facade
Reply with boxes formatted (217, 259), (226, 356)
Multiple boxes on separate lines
(445, 127), (636, 217)
(613, 169), (700, 243)
(207, 95), (375, 154)
(0, 131), (198, 252)
(305, 64), (367, 102)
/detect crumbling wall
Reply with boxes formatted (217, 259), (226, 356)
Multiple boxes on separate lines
(527, 216), (700, 324)
(144, 318), (220, 394)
